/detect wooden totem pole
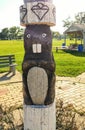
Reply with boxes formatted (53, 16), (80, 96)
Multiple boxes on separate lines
(20, 0), (56, 129)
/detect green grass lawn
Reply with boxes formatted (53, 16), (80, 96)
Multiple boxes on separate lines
(0, 39), (85, 77)
(0, 40), (24, 73)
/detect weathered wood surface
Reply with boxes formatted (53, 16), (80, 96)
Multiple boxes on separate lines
(20, 2), (56, 26)
(24, 101), (56, 130)
(24, 0), (53, 3)
(22, 25), (56, 105)
(21, 0), (56, 128)
(27, 67), (48, 105)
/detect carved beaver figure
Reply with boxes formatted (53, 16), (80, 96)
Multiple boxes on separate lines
(22, 25), (56, 105)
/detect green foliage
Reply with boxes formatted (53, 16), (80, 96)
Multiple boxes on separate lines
(62, 17), (73, 29)
(0, 27), (24, 40)
(52, 31), (61, 39)
(0, 28), (9, 40)
(62, 12), (85, 29)
(0, 39), (85, 77)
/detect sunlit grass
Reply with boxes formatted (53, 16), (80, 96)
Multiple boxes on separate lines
(0, 40), (24, 72)
(0, 39), (85, 76)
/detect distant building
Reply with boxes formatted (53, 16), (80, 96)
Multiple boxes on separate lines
(64, 23), (85, 52)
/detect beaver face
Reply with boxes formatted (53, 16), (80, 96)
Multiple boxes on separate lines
(23, 25), (55, 105)
(24, 25), (52, 54)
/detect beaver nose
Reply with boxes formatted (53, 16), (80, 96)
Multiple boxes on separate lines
(32, 44), (42, 53)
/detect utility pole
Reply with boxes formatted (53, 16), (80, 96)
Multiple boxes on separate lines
(20, 0), (56, 129)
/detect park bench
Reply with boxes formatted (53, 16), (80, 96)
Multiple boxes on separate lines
(0, 55), (17, 75)
(52, 46), (68, 52)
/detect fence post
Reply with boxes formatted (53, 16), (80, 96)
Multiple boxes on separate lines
(19, 0), (56, 129)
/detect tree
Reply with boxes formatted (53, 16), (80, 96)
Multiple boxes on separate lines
(16, 27), (24, 39)
(9, 26), (18, 39)
(75, 12), (85, 24)
(0, 32), (2, 40)
(0, 26), (24, 40)
(62, 17), (73, 29)
(0, 28), (9, 40)
(63, 12), (85, 29)
(52, 31), (61, 39)
(9, 26), (24, 39)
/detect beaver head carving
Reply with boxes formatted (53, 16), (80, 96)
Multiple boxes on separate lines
(24, 25), (52, 54)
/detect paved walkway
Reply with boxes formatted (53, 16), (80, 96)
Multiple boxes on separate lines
(0, 71), (23, 109)
(0, 71), (85, 113)
(56, 74), (85, 113)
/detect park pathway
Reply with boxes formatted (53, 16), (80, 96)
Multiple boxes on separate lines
(0, 71), (85, 112)
(0, 71), (85, 129)
(56, 73), (85, 113)
(0, 71), (23, 109)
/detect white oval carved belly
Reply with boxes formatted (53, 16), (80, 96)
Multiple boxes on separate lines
(27, 67), (48, 105)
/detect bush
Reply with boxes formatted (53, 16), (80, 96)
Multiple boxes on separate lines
(0, 105), (23, 130)
(0, 100), (85, 130)
(56, 99), (78, 130)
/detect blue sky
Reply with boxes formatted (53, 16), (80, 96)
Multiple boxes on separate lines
(0, 0), (85, 33)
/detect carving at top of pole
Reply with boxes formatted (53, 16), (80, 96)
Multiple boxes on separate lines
(31, 3), (49, 21)
(23, 0), (53, 3)
(20, 0), (56, 26)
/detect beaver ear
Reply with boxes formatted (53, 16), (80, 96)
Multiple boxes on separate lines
(27, 33), (31, 38)
(42, 33), (47, 38)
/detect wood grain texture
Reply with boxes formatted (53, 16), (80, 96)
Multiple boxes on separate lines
(27, 67), (48, 105)
(20, 5), (27, 25)
(22, 25), (56, 105)
(23, 0), (53, 3)
(20, 2), (56, 26)
(24, 101), (56, 130)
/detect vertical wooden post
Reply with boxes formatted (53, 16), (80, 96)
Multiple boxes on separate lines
(24, 102), (56, 130)
(20, 0), (56, 129)
(64, 34), (66, 45)
(83, 31), (85, 52)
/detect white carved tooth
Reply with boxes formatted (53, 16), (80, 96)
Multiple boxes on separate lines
(32, 44), (37, 53)
(37, 44), (42, 53)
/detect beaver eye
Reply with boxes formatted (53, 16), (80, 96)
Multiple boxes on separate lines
(42, 33), (47, 38)
(27, 34), (31, 38)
